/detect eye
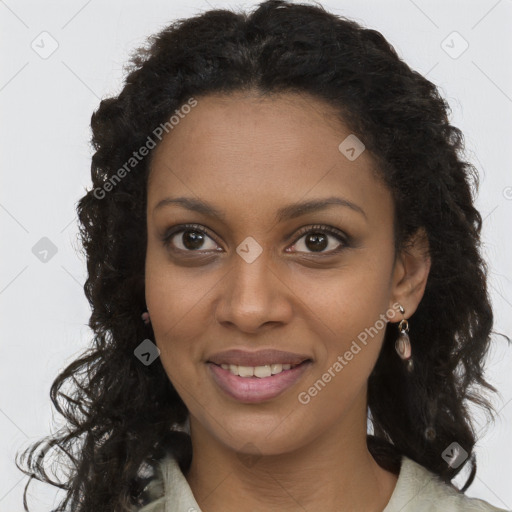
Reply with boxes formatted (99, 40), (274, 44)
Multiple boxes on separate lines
(162, 224), (220, 252)
(287, 224), (348, 255)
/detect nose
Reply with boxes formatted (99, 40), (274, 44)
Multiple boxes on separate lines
(214, 248), (293, 333)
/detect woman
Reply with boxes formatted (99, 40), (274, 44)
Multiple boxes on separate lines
(17, 1), (510, 511)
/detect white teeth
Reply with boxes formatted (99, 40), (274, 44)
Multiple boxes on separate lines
(237, 365), (254, 377)
(254, 365), (272, 378)
(270, 363), (282, 374)
(219, 362), (299, 378)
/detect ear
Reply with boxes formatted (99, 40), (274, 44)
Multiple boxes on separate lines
(388, 227), (431, 320)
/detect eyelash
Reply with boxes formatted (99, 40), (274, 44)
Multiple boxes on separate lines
(161, 223), (349, 256)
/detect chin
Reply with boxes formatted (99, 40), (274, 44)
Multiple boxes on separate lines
(210, 418), (309, 458)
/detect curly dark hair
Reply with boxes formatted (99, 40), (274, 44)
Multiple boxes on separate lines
(16, 1), (510, 510)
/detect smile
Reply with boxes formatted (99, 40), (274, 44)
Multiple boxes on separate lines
(207, 360), (312, 403)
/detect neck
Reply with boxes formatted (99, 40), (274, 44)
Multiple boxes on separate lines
(185, 396), (398, 512)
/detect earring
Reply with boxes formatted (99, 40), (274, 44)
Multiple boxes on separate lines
(141, 310), (151, 325)
(395, 304), (413, 372)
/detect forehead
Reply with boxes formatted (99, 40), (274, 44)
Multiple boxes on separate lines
(150, 91), (350, 172)
(147, 91), (392, 225)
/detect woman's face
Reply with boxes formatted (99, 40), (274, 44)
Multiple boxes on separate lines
(145, 91), (428, 457)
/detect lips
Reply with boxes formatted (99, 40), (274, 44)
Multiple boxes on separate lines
(207, 359), (313, 403)
(207, 348), (312, 367)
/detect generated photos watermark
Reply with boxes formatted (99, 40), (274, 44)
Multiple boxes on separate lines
(297, 302), (401, 404)
(93, 97), (198, 200)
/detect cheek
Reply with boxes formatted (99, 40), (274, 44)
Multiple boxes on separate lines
(301, 260), (391, 334)
(296, 266), (391, 391)
(145, 242), (214, 323)
(144, 260), (219, 372)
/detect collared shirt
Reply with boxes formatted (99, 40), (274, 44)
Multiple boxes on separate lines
(134, 453), (510, 512)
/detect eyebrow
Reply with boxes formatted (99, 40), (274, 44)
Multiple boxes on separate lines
(153, 196), (367, 222)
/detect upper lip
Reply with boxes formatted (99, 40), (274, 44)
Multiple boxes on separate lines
(207, 349), (312, 367)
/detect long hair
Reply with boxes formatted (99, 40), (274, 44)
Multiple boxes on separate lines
(16, 1), (509, 510)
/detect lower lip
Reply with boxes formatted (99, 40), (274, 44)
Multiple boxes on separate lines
(207, 361), (312, 403)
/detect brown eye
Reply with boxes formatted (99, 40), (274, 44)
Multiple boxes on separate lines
(162, 224), (219, 252)
(179, 230), (208, 250)
(288, 225), (348, 255)
(303, 232), (329, 252)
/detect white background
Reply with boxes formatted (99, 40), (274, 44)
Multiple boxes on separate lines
(1, 0), (511, 510)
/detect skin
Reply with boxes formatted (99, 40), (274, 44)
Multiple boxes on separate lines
(145, 91), (431, 512)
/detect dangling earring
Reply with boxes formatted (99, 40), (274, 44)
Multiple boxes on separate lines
(141, 310), (151, 325)
(394, 305), (435, 440)
(395, 304), (413, 372)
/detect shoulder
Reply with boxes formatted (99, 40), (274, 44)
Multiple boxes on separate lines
(383, 455), (510, 512)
